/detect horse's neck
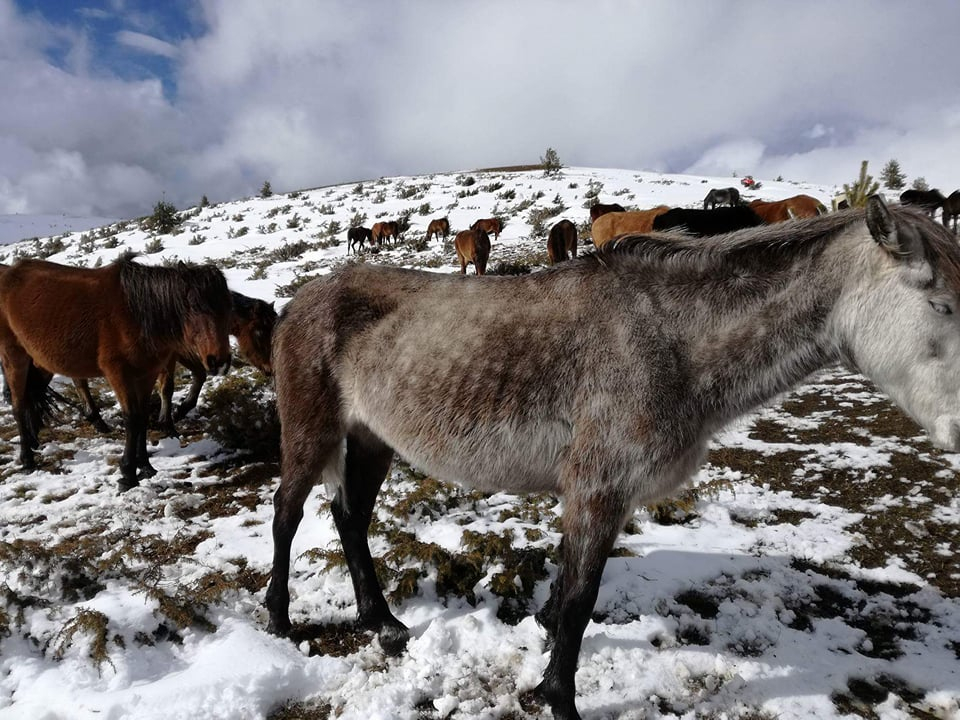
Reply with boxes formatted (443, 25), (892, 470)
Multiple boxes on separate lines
(678, 245), (847, 426)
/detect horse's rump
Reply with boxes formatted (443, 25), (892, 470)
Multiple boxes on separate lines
(454, 229), (491, 274)
(547, 219), (578, 263)
(749, 194), (825, 223)
(591, 207), (670, 248)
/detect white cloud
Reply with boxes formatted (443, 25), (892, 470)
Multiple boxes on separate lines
(3, 0), (960, 217)
(115, 30), (178, 59)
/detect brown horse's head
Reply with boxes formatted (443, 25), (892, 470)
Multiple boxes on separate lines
(230, 291), (278, 375)
(176, 264), (233, 376)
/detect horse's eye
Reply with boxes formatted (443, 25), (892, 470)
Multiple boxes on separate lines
(929, 300), (953, 316)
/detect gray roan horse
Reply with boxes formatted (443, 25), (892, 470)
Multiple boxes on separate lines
(267, 196), (960, 720)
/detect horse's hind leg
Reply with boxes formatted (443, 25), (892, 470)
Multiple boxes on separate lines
(266, 425), (344, 636)
(332, 426), (405, 653)
(535, 477), (631, 720)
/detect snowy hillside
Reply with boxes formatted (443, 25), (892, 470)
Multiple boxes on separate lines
(1, 167), (958, 720)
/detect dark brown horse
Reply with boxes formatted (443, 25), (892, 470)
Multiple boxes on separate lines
(588, 202), (626, 223)
(749, 194), (826, 223)
(547, 219), (578, 264)
(471, 217), (502, 241)
(425, 217), (450, 243)
(347, 226), (373, 254)
(943, 190), (960, 233)
(454, 229), (490, 275)
(900, 188), (946, 217)
(72, 290), (276, 437)
(0, 254), (232, 490)
(591, 206), (670, 248)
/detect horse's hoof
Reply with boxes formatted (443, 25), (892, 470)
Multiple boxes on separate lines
(534, 680), (580, 720)
(118, 478), (140, 493)
(266, 614), (292, 637)
(138, 463), (158, 479)
(377, 622), (410, 657)
(92, 419), (111, 433)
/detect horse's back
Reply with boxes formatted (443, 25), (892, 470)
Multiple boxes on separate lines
(0, 259), (122, 377)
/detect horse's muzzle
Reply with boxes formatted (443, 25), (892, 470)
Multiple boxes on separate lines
(208, 354), (232, 376)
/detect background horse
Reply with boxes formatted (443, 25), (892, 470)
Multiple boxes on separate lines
(471, 217), (502, 241)
(943, 190), (960, 233)
(73, 290), (276, 437)
(900, 188), (946, 217)
(0, 254), (232, 490)
(347, 226), (372, 254)
(546, 219), (578, 264)
(453, 228), (491, 275)
(588, 202), (626, 222)
(425, 217), (450, 243)
(702, 187), (740, 209)
(652, 205), (763, 235)
(749, 194), (826, 223)
(371, 221), (399, 247)
(591, 206), (670, 248)
(266, 197), (960, 720)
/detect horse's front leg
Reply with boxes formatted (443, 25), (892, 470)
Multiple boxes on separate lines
(110, 369), (157, 491)
(535, 479), (630, 720)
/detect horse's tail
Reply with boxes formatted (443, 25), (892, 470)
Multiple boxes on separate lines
(23, 363), (68, 438)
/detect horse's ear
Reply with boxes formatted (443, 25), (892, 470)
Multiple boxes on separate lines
(866, 195), (901, 255)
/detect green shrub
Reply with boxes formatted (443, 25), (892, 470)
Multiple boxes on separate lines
(202, 372), (280, 461)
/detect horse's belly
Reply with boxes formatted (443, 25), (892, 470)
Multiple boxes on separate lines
(357, 410), (569, 494)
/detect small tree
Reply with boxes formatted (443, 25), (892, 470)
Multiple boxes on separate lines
(200, 194), (210, 208)
(260, 180), (273, 198)
(151, 199), (180, 234)
(842, 160), (880, 208)
(911, 176), (929, 191)
(540, 147), (563, 177)
(880, 159), (906, 190)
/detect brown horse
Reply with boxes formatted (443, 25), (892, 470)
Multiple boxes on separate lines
(749, 194), (826, 223)
(454, 229), (490, 275)
(72, 290), (276, 437)
(347, 226), (372, 254)
(591, 206), (670, 248)
(371, 221), (400, 247)
(588, 202), (626, 223)
(425, 217), (450, 243)
(0, 254), (233, 490)
(547, 219), (578, 264)
(471, 218), (502, 241)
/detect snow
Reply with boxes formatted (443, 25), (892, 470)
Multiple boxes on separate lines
(0, 167), (958, 720)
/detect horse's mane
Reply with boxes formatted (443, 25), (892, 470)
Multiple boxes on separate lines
(115, 253), (231, 349)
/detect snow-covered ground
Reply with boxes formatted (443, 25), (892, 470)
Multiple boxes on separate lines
(0, 167), (957, 720)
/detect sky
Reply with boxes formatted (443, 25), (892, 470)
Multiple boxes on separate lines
(2, 0), (960, 220)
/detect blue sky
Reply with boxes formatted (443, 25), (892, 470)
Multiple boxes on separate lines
(3, 0), (960, 219)
(17, 0), (200, 97)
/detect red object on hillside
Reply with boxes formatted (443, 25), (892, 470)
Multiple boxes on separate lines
(741, 175), (756, 189)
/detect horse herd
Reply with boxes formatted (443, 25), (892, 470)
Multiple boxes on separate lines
(7, 189), (960, 718)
